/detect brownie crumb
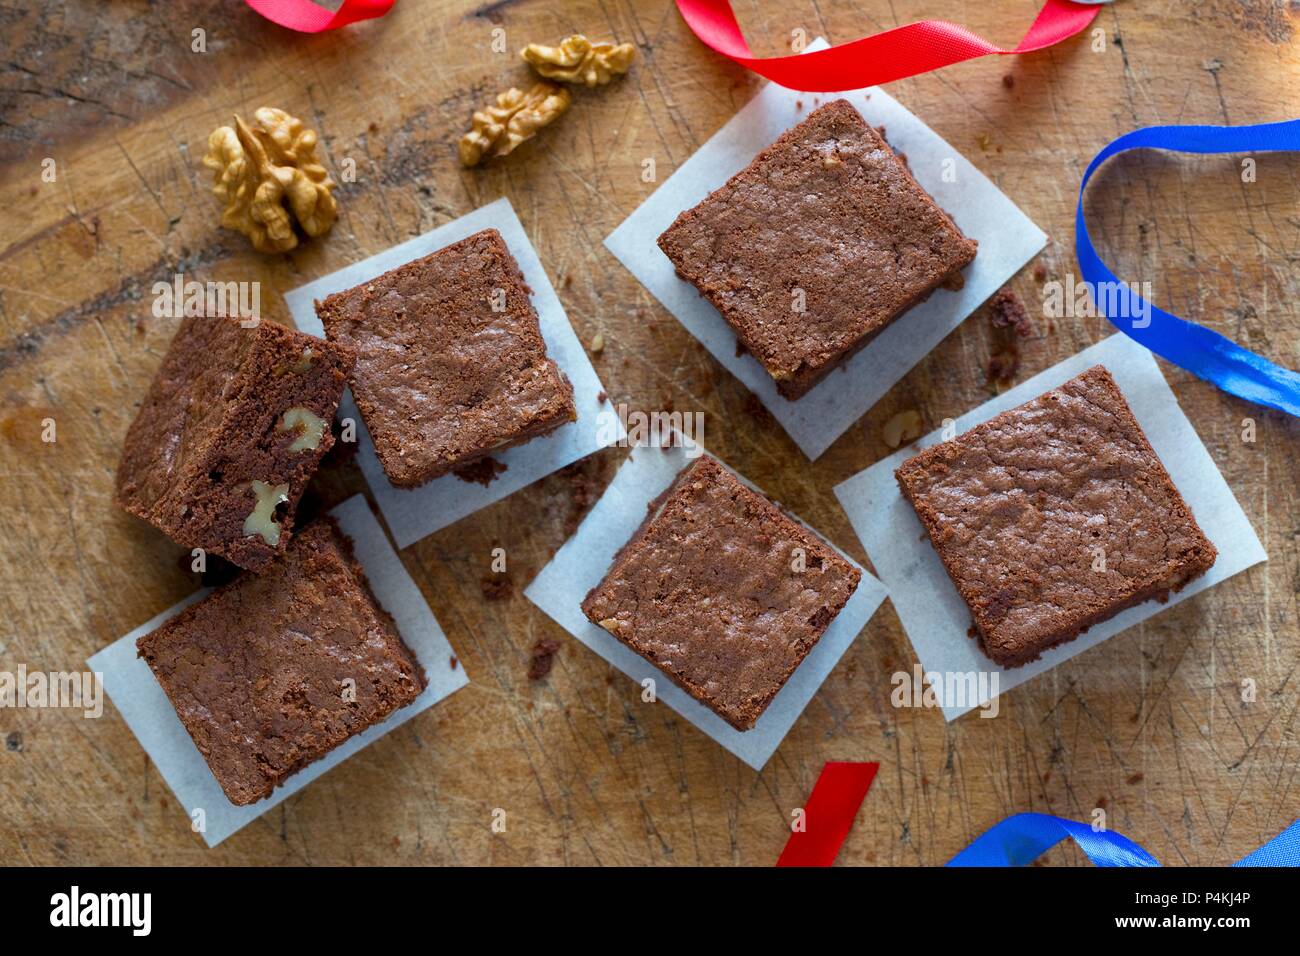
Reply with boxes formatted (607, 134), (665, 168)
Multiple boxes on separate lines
(987, 348), (1021, 389)
(449, 655), (458, 670)
(986, 288), (1033, 391)
(990, 288), (1035, 337)
(453, 456), (508, 486)
(528, 638), (561, 680)
(1002, 73), (1015, 89)
(480, 574), (513, 601)
(1127, 773), (1145, 785)
(596, 390), (607, 404)
(1033, 263), (1048, 283)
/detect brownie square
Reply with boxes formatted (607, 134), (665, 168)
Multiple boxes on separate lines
(582, 455), (861, 731)
(137, 517), (427, 806)
(658, 99), (977, 400)
(115, 316), (355, 571)
(895, 366), (1217, 668)
(315, 228), (577, 487)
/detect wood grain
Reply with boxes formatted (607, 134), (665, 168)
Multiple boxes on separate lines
(0, 0), (1296, 866)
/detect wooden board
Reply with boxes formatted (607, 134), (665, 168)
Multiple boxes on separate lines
(1, 0), (1296, 866)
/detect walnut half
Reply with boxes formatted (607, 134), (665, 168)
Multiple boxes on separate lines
(203, 107), (338, 254)
(521, 34), (635, 87)
(459, 83), (572, 167)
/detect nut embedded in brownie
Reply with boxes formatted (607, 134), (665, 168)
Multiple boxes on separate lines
(115, 316), (355, 571)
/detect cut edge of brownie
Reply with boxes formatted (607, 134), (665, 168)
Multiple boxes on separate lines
(894, 365), (1217, 668)
(581, 455), (862, 730)
(315, 228), (577, 488)
(657, 98), (977, 401)
(136, 515), (427, 806)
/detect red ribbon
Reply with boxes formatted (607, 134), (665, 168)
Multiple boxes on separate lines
(675, 0), (1100, 91)
(776, 761), (878, 867)
(244, 0), (394, 32)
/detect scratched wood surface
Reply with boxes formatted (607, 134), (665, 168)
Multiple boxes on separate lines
(1, 0), (1296, 866)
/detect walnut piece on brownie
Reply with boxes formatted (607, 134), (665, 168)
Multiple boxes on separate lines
(657, 99), (977, 400)
(136, 517), (427, 806)
(315, 228), (576, 487)
(582, 455), (861, 730)
(115, 316), (355, 571)
(895, 366), (1217, 668)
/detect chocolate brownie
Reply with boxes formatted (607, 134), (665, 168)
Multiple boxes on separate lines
(115, 316), (355, 571)
(895, 366), (1217, 668)
(582, 455), (861, 731)
(315, 228), (577, 487)
(658, 99), (977, 400)
(137, 517), (427, 806)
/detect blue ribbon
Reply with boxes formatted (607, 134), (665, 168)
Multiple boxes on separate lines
(1076, 120), (1300, 417)
(948, 813), (1300, 867)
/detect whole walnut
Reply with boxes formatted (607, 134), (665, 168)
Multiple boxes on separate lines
(203, 108), (337, 254)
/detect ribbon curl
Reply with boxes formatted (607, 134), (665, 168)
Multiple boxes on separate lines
(244, 0), (394, 33)
(674, 0), (1099, 92)
(949, 813), (1300, 867)
(1076, 121), (1300, 417)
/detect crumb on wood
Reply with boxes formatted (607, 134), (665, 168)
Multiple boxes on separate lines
(480, 574), (513, 601)
(528, 638), (560, 680)
(990, 288), (1035, 337)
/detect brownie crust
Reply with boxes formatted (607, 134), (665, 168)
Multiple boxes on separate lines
(137, 517), (427, 806)
(316, 228), (577, 487)
(115, 316), (355, 571)
(658, 99), (977, 400)
(895, 366), (1217, 668)
(582, 455), (861, 731)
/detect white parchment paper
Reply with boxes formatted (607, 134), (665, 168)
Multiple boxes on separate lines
(285, 198), (620, 548)
(604, 39), (1047, 460)
(87, 494), (469, 847)
(833, 334), (1267, 720)
(524, 441), (888, 770)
